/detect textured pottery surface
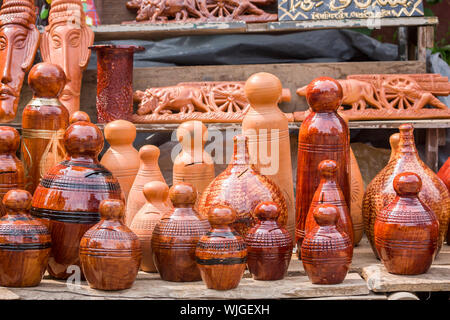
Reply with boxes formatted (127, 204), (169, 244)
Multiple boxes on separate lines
(350, 147), (364, 245)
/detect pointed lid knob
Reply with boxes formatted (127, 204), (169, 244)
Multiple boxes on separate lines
(64, 120), (104, 158)
(389, 133), (400, 151)
(139, 145), (160, 164)
(319, 159), (337, 178)
(393, 172), (422, 196)
(207, 204), (236, 226)
(244, 72), (282, 106)
(3, 189), (32, 213)
(0, 126), (20, 153)
(176, 120), (208, 148)
(143, 181), (169, 204)
(99, 199), (125, 220)
(169, 182), (197, 208)
(313, 204), (339, 227)
(306, 77), (343, 112)
(28, 62), (66, 98)
(69, 111), (91, 125)
(104, 120), (136, 146)
(254, 201), (279, 221)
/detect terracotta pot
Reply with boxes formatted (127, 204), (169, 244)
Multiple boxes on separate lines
(350, 147), (364, 245)
(437, 157), (450, 245)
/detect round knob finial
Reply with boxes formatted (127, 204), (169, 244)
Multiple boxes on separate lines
(99, 199), (125, 220)
(176, 120), (208, 147)
(313, 204), (339, 227)
(104, 120), (136, 146)
(244, 72), (282, 106)
(64, 121), (104, 158)
(306, 77), (343, 112)
(393, 172), (422, 196)
(169, 182), (197, 207)
(3, 189), (32, 212)
(253, 201), (279, 221)
(208, 205), (236, 226)
(143, 181), (169, 203)
(389, 133), (400, 150)
(318, 159), (337, 178)
(28, 62), (66, 98)
(139, 145), (160, 163)
(69, 111), (91, 125)
(0, 126), (20, 153)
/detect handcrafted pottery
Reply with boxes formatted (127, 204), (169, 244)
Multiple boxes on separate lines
(0, 126), (25, 216)
(363, 124), (450, 257)
(31, 116), (124, 279)
(437, 157), (450, 245)
(80, 199), (141, 290)
(151, 182), (210, 282)
(21, 62), (70, 194)
(388, 133), (400, 163)
(296, 77), (350, 248)
(374, 172), (439, 275)
(69, 111), (91, 124)
(198, 134), (288, 237)
(243, 72), (295, 239)
(245, 201), (293, 280)
(130, 181), (172, 272)
(301, 204), (353, 285)
(350, 148), (364, 245)
(196, 205), (247, 290)
(0, 189), (51, 287)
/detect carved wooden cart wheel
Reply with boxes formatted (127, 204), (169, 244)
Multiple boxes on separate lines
(379, 76), (421, 110)
(209, 82), (249, 112)
(205, 0), (237, 18)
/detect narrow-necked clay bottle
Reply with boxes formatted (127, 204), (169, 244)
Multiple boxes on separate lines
(0, 190), (51, 287)
(130, 181), (172, 272)
(101, 120), (140, 201)
(245, 201), (293, 280)
(296, 77), (350, 249)
(125, 145), (166, 226)
(196, 205), (247, 290)
(304, 160), (354, 245)
(374, 172), (439, 275)
(350, 148), (364, 245)
(151, 182), (210, 282)
(363, 124), (450, 257)
(80, 199), (141, 290)
(242, 72), (295, 239)
(21, 62), (69, 194)
(31, 117), (124, 279)
(0, 126), (25, 216)
(301, 204), (353, 284)
(173, 120), (215, 206)
(198, 134), (288, 238)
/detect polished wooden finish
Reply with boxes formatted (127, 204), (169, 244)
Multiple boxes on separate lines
(363, 124), (450, 257)
(69, 111), (91, 124)
(296, 77), (351, 249)
(21, 62), (69, 194)
(301, 204), (353, 285)
(245, 201), (292, 280)
(350, 147), (364, 245)
(31, 118), (124, 279)
(0, 189), (51, 287)
(0, 126), (24, 216)
(151, 182), (210, 282)
(198, 134), (288, 237)
(80, 199), (141, 290)
(374, 172), (439, 275)
(196, 205), (247, 290)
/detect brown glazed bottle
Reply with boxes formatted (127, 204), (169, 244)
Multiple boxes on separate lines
(80, 199), (141, 290)
(196, 205), (247, 290)
(130, 181), (172, 272)
(304, 160), (354, 245)
(0, 126), (25, 216)
(374, 172), (439, 275)
(69, 111), (90, 124)
(0, 190), (51, 287)
(31, 117), (124, 279)
(151, 182), (210, 282)
(21, 62), (69, 194)
(301, 204), (353, 285)
(363, 124), (450, 257)
(199, 135), (287, 238)
(296, 77), (350, 248)
(245, 201), (293, 280)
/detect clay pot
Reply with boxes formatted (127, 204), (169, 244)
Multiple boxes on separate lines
(301, 204), (353, 285)
(0, 190), (51, 287)
(363, 124), (450, 258)
(245, 201), (293, 280)
(437, 157), (450, 245)
(130, 181), (172, 272)
(374, 172), (439, 275)
(80, 199), (141, 290)
(69, 111), (91, 124)
(350, 148), (364, 245)
(196, 205), (247, 290)
(198, 134), (288, 237)
(151, 182), (210, 282)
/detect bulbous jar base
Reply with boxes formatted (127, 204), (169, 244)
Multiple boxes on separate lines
(302, 262), (349, 285)
(198, 264), (246, 290)
(153, 250), (202, 282)
(247, 252), (291, 281)
(376, 245), (435, 275)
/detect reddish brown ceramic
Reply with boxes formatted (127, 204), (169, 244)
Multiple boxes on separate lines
(296, 77), (351, 249)
(374, 172), (439, 275)
(69, 111), (91, 124)
(245, 201), (293, 280)
(0, 0), (40, 123)
(21, 62), (69, 194)
(196, 205), (247, 290)
(388, 133), (400, 163)
(130, 181), (172, 272)
(198, 134), (288, 237)
(0, 189), (50, 287)
(0, 126), (25, 216)
(40, 0), (94, 116)
(363, 124), (450, 258)
(151, 182), (210, 282)
(101, 120), (140, 201)
(31, 117), (124, 280)
(301, 204), (353, 285)
(80, 199), (141, 290)
(437, 157), (450, 245)
(350, 148), (364, 245)
(304, 160), (354, 245)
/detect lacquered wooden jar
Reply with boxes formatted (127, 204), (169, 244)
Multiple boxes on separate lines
(80, 199), (142, 290)
(245, 201), (293, 280)
(196, 205), (247, 290)
(151, 182), (210, 282)
(0, 190), (51, 287)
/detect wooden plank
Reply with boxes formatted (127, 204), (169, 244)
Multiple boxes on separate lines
(398, 26), (408, 61)
(438, 128), (446, 146)
(417, 25), (435, 62)
(426, 128), (439, 171)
